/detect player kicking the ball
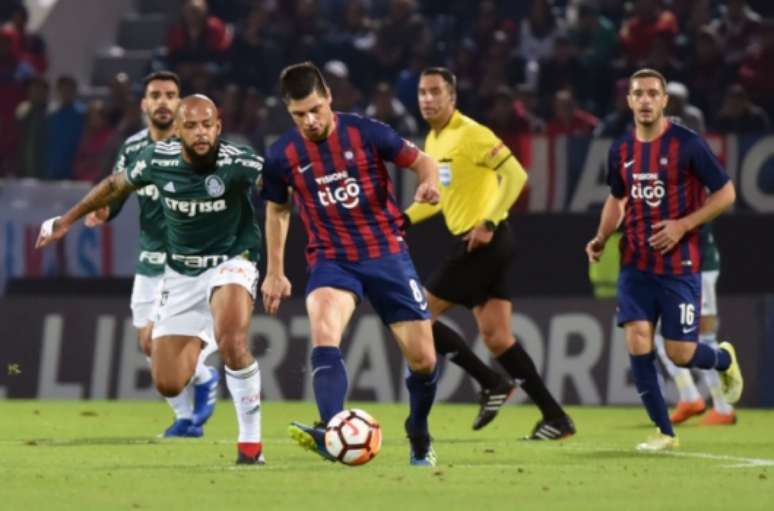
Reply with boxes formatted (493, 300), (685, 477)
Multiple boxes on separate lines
(261, 62), (441, 466)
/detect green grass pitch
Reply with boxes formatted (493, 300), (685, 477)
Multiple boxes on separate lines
(1, 400), (772, 510)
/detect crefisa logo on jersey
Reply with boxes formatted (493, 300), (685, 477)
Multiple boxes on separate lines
(205, 175), (225, 197)
(631, 173), (665, 207)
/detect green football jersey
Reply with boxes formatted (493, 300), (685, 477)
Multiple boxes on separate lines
(699, 222), (720, 272)
(125, 138), (263, 276)
(110, 129), (166, 276)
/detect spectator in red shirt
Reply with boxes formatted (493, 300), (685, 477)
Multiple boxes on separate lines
(72, 100), (115, 183)
(0, 29), (31, 176)
(547, 88), (599, 137)
(167, 0), (232, 80)
(619, 0), (678, 66)
(2, 4), (47, 74)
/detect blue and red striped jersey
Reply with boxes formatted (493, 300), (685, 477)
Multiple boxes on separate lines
(262, 113), (419, 265)
(607, 122), (729, 275)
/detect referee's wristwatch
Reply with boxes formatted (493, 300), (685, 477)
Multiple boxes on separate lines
(482, 219), (497, 232)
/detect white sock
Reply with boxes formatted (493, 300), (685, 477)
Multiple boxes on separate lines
(192, 359), (212, 385)
(147, 356), (193, 419)
(225, 361), (262, 443)
(655, 334), (701, 401)
(699, 333), (734, 414)
(673, 369), (701, 402)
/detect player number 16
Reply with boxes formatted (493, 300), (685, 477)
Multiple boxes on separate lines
(678, 303), (695, 326)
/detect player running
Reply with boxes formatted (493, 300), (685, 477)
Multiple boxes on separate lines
(585, 68), (743, 451)
(260, 62), (442, 466)
(85, 71), (219, 438)
(37, 95), (267, 465)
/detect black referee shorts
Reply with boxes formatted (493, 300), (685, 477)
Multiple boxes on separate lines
(425, 222), (515, 309)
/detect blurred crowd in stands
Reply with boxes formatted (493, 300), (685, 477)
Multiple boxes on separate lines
(1, 0), (774, 182)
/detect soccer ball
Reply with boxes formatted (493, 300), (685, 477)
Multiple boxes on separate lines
(324, 409), (382, 466)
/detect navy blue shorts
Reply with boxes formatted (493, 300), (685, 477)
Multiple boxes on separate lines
(617, 266), (701, 341)
(305, 250), (431, 325)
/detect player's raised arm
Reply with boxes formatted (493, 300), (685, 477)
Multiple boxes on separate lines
(261, 200), (293, 315)
(35, 170), (137, 248)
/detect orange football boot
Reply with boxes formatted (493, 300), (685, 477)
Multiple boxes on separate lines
(700, 409), (737, 425)
(670, 399), (706, 424)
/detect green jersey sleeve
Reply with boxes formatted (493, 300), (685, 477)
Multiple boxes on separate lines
(125, 144), (155, 188)
(107, 145), (131, 221)
(223, 142), (264, 187)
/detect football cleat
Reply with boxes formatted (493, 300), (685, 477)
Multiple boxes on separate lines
(472, 378), (516, 431)
(700, 409), (737, 426)
(192, 367), (220, 427)
(718, 342), (743, 404)
(161, 418), (202, 438)
(636, 430), (679, 451)
(405, 418), (437, 467)
(236, 442), (265, 465)
(288, 421), (336, 462)
(670, 398), (706, 424)
(524, 415), (576, 440)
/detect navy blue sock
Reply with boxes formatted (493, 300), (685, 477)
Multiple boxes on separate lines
(311, 346), (348, 424)
(405, 364), (439, 436)
(683, 343), (731, 371)
(630, 352), (674, 436)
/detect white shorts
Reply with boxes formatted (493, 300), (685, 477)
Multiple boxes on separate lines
(130, 274), (163, 328)
(701, 270), (719, 317)
(152, 256), (259, 341)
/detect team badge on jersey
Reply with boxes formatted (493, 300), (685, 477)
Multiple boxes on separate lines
(205, 175), (226, 197)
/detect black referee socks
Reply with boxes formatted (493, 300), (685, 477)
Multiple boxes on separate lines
(496, 343), (566, 420)
(432, 321), (503, 389)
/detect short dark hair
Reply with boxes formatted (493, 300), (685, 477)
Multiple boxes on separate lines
(420, 67), (457, 93)
(629, 68), (667, 92)
(142, 71), (181, 96)
(279, 62), (329, 102)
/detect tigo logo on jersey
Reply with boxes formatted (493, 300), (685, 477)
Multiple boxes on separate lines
(630, 173), (665, 207)
(205, 175), (226, 197)
(318, 177), (361, 209)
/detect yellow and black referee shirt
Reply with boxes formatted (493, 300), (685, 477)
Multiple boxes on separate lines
(407, 110), (526, 235)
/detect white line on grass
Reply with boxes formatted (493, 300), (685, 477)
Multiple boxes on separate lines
(525, 443), (774, 469)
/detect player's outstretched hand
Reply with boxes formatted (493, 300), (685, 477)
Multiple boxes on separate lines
(415, 181), (440, 205)
(85, 207), (110, 227)
(585, 237), (605, 263)
(35, 216), (69, 249)
(261, 273), (292, 315)
(648, 219), (686, 255)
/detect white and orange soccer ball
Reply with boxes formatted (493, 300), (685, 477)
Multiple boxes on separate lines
(324, 409), (382, 466)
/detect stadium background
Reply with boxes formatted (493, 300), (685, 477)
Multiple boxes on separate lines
(1, 0), (773, 407)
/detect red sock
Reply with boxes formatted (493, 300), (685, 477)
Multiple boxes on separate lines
(238, 442), (262, 458)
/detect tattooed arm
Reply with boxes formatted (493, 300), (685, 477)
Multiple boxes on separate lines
(35, 171), (137, 248)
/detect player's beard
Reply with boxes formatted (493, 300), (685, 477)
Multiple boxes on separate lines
(183, 139), (219, 172)
(149, 109), (174, 131)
